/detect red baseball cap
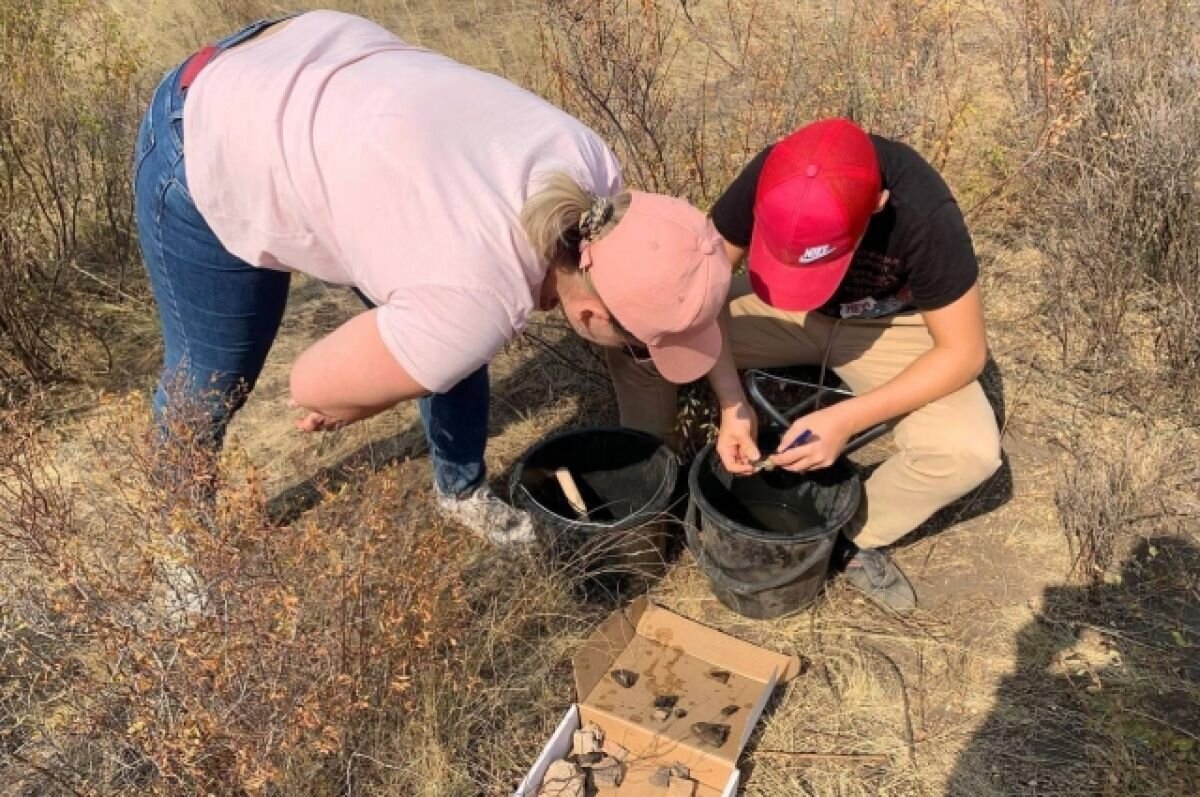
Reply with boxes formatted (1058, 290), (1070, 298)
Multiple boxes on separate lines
(583, 192), (731, 384)
(749, 118), (881, 311)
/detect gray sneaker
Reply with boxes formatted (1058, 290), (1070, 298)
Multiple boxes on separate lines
(437, 484), (537, 547)
(844, 548), (917, 612)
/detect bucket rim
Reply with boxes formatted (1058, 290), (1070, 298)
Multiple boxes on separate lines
(509, 426), (679, 533)
(686, 441), (860, 543)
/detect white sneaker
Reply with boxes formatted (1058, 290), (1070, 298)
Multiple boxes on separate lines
(437, 484), (537, 547)
(157, 535), (213, 628)
(161, 560), (211, 622)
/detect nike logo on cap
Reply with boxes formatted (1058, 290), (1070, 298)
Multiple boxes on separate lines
(799, 244), (836, 264)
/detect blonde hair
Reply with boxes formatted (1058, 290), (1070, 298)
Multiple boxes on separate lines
(520, 172), (631, 269)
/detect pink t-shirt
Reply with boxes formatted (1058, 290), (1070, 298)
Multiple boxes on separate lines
(183, 11), (621, 392)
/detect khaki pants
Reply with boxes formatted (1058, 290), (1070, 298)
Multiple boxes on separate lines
(607, 274), (1002, 549)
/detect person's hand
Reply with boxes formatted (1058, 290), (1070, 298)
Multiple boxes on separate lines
(716, 402), (760, 475)
(289, 398), (351, 433)
(771, 404), (855, 472)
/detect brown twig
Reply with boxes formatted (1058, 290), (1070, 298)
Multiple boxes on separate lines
(863, 643), (917, 768)
(5, 749), (88, 797)
(519, 330), (610, 386)
(751, 750), (890, 765)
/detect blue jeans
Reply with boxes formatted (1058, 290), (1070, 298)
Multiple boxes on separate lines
(133, 17), (488, 497)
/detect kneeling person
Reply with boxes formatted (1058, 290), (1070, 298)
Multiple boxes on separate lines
(608, 118), (1002, 611)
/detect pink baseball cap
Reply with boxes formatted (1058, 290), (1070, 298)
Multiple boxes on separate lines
(582, 192), (731, 383)
(749, 118), (881, 311)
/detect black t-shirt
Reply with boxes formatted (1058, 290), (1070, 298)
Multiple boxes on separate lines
(709, 135), (978, 319)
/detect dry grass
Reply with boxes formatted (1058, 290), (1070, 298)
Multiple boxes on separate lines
(0, 0), (144, 404)
(1, 394), (594, 795)
(1056, 428), (1196, 583)
(1032, 0), (1200, 412)
(1, 0), (1198, 795)
(537, 0), (1000, 209)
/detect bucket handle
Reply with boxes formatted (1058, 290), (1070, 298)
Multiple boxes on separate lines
(684, 497), (837, 597)
(744, 370), (889, 457)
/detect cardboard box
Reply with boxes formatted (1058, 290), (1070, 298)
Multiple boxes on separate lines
(515, 598), (801, 797)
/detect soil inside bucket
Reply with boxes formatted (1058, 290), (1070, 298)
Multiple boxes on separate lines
(506, 427), (676, 600)
(687, 445), (861, 618)
(515, 429), (673, 524)
(696, 461), (857, 539)
(512, 428), (679, 599)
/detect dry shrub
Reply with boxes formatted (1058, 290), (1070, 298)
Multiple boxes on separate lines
(539, 0), (982, 208)
(133, 0), (542, 85)
(1033, 0), (1200, 405)
(811, 0), (977, 171)
(0, 0), (145, 403)
(1055, 427), (1195, 584)
(0, 396), (585, 795)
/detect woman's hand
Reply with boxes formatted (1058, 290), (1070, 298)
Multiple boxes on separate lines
(771, 404), (856, 472)
(716, 402), (760, 475)
(289, 398), (351, 433)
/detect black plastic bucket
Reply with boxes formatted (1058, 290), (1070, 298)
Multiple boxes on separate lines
(686, 444), (862, 619)
(510, 428), (679, 589)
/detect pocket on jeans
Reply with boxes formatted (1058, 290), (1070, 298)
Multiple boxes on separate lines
(162, 173), (199, 219)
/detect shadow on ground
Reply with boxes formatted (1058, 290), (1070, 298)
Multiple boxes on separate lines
(946, 536), (1200, 795)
